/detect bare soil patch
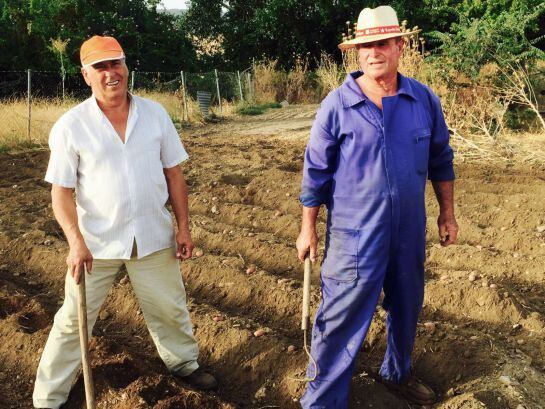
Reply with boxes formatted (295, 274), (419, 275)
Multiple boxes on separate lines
(0, 105), (544, 408)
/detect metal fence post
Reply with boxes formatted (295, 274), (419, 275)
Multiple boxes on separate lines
(246, 72), (253, 103)
(237, 70), (244, 102)
(62, 71), (66, 100)
(130, 71), (135, 93)
(27, 69), (31, 141)
(180, 70), (188, 122)
(214, 69), (222, 115)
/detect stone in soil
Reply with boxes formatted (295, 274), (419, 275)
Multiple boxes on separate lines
(423, 322), (436, 334)
(498, 375), (512, 386)
(253, 329), (266, 337)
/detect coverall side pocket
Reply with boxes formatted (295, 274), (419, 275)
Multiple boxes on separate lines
(414, 132), (431, 175)
(321, 229), (359, 282)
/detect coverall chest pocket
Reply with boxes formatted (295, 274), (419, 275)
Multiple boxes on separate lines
(414, 130), (431, 175)
(321, 229), (359, 282)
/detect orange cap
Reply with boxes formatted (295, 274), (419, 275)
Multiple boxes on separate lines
(80, 35), (125, 67)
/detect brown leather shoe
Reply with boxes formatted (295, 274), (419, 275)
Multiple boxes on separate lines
(381, 374), (436, 406)
(176, 367), (218, 391)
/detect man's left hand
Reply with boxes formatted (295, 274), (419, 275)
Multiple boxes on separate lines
(176, 228), (194, 260)
(437, 212), (458, 247)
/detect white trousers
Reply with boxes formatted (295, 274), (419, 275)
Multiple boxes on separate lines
(32, 246), (199, 409)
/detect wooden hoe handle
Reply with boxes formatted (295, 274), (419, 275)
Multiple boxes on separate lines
(77, 266), (96, 409)
(301, 256), (312, 331)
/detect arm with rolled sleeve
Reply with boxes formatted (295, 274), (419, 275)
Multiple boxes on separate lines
(158, 105), (193, 260)
(297, 104), (339, 262)
(44, 121), (92, 283)
(426, 93), (458, 247)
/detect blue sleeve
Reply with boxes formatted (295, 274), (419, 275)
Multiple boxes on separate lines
(428, 93), (455, 181)
(299, 104), (339, 207)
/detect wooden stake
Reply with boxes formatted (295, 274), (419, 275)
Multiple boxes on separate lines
(27, 69), (31, 141)
(214, 69), (222, 115)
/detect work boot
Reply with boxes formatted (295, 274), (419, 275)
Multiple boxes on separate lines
(381, 374), (436, 406)
(175, 367), (218, 391)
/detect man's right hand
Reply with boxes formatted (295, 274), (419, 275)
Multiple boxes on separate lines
(67, 240), (93, 284)
(296, 228), (319, 263)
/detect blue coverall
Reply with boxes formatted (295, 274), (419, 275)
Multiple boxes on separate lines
(299, 71), (455, 408)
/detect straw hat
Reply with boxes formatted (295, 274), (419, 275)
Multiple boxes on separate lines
(80, 35), (125, 67)
(338, 6), (420, 51)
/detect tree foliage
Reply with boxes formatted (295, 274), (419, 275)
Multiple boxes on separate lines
(0, 0), (542, 74)
(183, 0), (543, 71)
(0, 0), (197, 72)
(428, 0), (545, 79)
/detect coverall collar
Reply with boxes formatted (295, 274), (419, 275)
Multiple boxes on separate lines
(340, 71), (418, 108)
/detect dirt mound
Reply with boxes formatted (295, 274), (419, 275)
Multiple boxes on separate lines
(0, 111), (544, 408)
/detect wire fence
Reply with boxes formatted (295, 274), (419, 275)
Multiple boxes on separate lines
(0, 68), (253, 100)
(1, 68), (254, 142)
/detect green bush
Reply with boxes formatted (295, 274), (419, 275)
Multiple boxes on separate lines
(428, 3), (545, 81)
(259, 102), (282, 109)
(235, 106), (266, 115)
(235, 102), (282, 115)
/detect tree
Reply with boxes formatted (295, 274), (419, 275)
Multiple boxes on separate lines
(428, 1), (545, 79)
(0, 0), (198, 72)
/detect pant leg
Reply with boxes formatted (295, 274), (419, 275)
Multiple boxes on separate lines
(33, 259), (122, 408)
(301, 224), (390, 409)
(379, 233), (426, 383)
(125, 246), (199, 376)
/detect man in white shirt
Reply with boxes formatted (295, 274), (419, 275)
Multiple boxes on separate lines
(33, 35), (217, 409)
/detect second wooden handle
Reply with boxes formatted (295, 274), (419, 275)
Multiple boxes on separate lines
(301, 256), (312, 330)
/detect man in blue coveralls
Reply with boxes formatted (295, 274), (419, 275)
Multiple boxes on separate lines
(296, 5), (458, 408)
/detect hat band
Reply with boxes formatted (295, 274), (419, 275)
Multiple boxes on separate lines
(355, 25), (400, 37)
(82, 48), (124, 60)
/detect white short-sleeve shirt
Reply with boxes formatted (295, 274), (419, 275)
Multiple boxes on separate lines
(45, 94), (189, 259)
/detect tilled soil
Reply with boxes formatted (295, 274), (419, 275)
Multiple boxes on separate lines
(0, 105), (544, 409)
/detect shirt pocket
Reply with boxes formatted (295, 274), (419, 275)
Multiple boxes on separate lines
(321, 229), (359, 282)
(148, 150), (166, 185)
(413, 129), (431, 175)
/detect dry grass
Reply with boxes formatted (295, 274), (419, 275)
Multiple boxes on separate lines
(252, 58), (316, 104)
(0, 98), (75, 150)
(252, 59), (281, 104)
(0, 91), (237, 151)
(451, 129), (545, 167)
(138, 90), (235, 124)
(285, 57), (315, 104)
(138, 90), (185, 123)
(315, 53), (345, 99)
(396, 21), (429, 81)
